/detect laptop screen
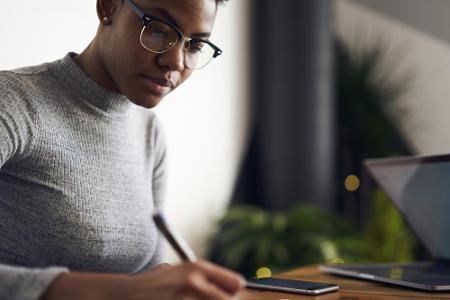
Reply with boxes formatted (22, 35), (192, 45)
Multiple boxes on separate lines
(365, 154), (450, 260)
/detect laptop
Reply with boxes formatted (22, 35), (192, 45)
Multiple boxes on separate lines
(320, 154), (450, 291)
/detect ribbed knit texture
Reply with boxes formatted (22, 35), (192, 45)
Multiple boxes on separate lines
(0, 53), (167, 300)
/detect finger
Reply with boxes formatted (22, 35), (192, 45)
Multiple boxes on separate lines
(194, 260), (246, 294)
(185, 270), (232, 300)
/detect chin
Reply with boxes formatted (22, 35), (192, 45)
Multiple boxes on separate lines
(131, 94), (164, 109)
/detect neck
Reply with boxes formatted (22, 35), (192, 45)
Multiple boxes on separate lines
(74, 38), (120, 94)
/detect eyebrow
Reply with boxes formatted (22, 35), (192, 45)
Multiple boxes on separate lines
(152, 8), (212, 39)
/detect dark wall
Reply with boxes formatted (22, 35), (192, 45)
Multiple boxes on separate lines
(232, 0), (335, 210)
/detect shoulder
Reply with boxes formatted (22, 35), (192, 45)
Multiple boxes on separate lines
(0, 64), (54, 163)
(0, 61), (52, 89)
(0, 60), (62, 143)
(148, 111), (165, 146)
(0, 61), (53, 112)
(132, 108), (167, 158)
(149, 110), (164, 137)
(133, 107), (165, 137)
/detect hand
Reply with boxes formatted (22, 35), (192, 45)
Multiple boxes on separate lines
(125, 260), (246, 300)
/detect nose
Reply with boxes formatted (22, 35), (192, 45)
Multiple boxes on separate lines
(157, 42), (185, 72)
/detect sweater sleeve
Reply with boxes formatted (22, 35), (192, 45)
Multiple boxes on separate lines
(151, 115), (167, 212)
(0, 265), (68, 300)
(138, 115), (168, 272)
(0, 78), (69, 300)
(151, 115), (168, 266)
(0, 85), (37, 167)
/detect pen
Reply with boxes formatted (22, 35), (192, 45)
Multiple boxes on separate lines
(152, 212), (197, 262)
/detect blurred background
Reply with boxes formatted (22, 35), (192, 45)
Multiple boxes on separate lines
(2, 0), (450, 276)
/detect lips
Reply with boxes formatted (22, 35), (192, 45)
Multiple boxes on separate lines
(140, 74), (173, 96)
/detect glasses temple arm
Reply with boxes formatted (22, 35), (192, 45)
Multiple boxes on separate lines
(124, 0), (145, 20)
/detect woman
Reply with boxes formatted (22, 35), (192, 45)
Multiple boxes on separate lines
(0, 0), (245, 299)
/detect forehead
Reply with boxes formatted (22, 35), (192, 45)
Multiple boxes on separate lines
(132, 0), (217, 35)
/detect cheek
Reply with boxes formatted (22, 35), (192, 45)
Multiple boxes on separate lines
(106, 24), (158, 90)
(177, 69), (195, 87)
(104, 12), (149, 72)
(110, 28), (145, 75)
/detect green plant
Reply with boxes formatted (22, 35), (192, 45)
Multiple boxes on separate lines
(337, 38), (412, 158)
(208, 204), (356, 277)
(208, 198), (416, 277)
(364, 188), (416, 262)
(208, 38), (420, 277)
(335, 38), (421, 260)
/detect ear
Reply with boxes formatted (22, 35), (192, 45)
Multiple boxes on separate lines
(97, 0), (120, 22)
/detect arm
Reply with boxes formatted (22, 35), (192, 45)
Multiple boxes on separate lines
(151, 114), (167, 213)
(41, 261), (245, 300)
(0, 265), (68, 300)
(0, 86), (38, 167)
(143, 115), (168, 269)
(39, 271), (128, 300)
(0, 79), (66, 300)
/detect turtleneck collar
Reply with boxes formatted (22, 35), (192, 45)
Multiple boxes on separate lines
(48, 52), (134, 116)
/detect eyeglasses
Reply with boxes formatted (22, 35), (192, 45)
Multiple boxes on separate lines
(124, 0), (222, 70)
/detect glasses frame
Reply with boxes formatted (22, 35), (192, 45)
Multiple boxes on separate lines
(124, 0), (223, 69)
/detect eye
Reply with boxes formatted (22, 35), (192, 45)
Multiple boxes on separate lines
(189, 41), (205, 53)
(149, 22), (170, 37)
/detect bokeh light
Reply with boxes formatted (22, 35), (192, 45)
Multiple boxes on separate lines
(256, 267), (272, 279)
(344, 174), (360, 192)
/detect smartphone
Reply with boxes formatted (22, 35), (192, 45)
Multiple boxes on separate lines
(246, 277), (339, 295)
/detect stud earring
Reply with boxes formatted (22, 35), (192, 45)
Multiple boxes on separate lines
(102, 17), (112, 25)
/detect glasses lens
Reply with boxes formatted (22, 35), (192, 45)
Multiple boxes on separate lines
(140, 21), (178, 53)
(185, 41), (215, 69)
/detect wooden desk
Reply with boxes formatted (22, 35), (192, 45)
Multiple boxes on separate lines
(238, 265), (450, 299)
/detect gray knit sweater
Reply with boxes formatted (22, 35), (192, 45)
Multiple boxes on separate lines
(0, 53), (167, 300)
